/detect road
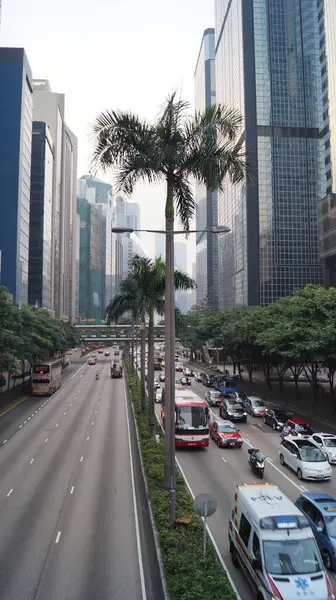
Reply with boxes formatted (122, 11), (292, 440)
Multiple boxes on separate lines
(0, 347), (146, 600)
(154, 363), (336, 600)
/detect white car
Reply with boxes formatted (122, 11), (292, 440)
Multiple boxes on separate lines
(155, 388), (163, 403)
(309, 432), (336, 465)
(279, 436), (332, 481)
(154, 379), (161, 389)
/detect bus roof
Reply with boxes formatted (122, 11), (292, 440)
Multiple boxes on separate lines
(34, 357), (62, 366)
(175, 387), (207, 407)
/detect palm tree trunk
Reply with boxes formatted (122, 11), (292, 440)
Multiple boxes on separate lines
(140, 313), (146, 411)
(147, 306), (156, 438)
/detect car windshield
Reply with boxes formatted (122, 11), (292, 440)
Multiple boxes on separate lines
(293, 423), (312, 433)
(230, 404), (243, 412)
(218, 424), (237, 433)
(324, 438), (336, 448)
(296, 444), (326, 462)
(263, 538), (321, 575)
(211, 392), (222, 398)
(325, 515), (336, 537)
(251, 399), (264, 407)
(274, 412), (288, 421)
(175, 406), (207, 429)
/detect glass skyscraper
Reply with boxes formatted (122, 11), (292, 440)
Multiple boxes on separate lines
(194, 28), (219, 307)
(0, 48), (33, 306)
(215, 0), (323, 308)
(28, 122), (53, 310)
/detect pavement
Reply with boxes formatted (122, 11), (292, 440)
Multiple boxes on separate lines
(190, 361), (336, 431)
(0, 347), (149, 600)
(153, 360), (336, 600)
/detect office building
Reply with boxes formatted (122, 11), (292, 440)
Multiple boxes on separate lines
(33, 79), (77, 320)
(115, 194), (147, 278)
(77, 195), (103, 322)
(28, 122), (53, 310)
(0, 48), (33, 305)
(194, 28), (219, 307)
(215, 0), (323, 308)
(155, 229), (166, 260)
(317, 1), (336, 285)
(127, 202), (140, 231)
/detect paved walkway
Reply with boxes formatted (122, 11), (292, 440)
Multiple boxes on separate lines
(190, 361), (336, 429)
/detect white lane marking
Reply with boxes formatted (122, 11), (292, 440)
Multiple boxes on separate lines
(6, 488), (13, 497)
(44, 438), (48, 443)
(244, 438), (251, 444)
(91, 422), (94, 426)
(19, 424), (23, 429)
(221, 457), (227, 463)
(299, 485), (308, 492)
(24, 420), (27, 424)
(80, 456), (83, 462)
(70, 403), (72, 406)
(176, 456), (242, 600)
(123, 378), (147, 600)
(28, 417), (31, 421)
(87, 436), (90, 441)
(268, 457), (274, 463)
(30, 458), (35, 464)
(64, 412), (67, 415)
(95, 410), (97, 414)
(243, 437), (306, 492)
(2, 439), (7, 445)
(70, 486), (75, 494)
(55, 531), (61, 544)
(55, 424), (59, 428)
(98, 402), (100, 405)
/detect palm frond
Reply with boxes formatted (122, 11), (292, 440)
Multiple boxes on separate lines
(115, 155), (162, 195)
(187, 104), (242, 143)
(171, 174), (195, 230)
(173, 269), (195, 291)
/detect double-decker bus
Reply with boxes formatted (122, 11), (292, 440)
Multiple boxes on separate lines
(31, 358), (63, 396)
(161, 386), (209, 448)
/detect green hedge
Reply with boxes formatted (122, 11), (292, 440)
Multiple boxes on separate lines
(125, 360), (237, 600)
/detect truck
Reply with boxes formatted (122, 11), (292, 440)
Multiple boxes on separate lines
(111, 361), (123, 378)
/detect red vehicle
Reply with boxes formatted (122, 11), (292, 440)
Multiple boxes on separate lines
(209, 419), (243, 448)
(286, 418), (314, 437)
(161, 386), (209, 448)
(88, 358), (96, 365)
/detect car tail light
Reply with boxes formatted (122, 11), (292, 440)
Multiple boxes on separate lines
(326, 574), (335, 599)
(266, 574), (283, 600)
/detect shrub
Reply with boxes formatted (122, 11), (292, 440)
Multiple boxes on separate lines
(125, 360), (237, 600)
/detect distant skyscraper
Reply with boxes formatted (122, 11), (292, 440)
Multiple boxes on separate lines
(62, 125), (77, 321)
(0, 48), (33, 305)
(317, 1), (336, 285)
(155, 230), (166, 260)
(194, 28), (219, 307)
(127, 202), (140, 231)
(28, 122), (53, 310)
(215, 0), (323, 308)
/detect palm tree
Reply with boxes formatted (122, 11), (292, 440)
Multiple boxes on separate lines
(106, 255), (194, 436)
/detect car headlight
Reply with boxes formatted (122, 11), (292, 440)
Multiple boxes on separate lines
(243, 412), (247, 416)
(278, 422), (283, 427)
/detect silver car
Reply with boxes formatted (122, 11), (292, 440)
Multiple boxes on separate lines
(309, 433), (336, 465)
(245, 396), (267, 417)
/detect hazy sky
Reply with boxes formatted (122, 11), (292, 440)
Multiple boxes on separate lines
(1, 0), (214, 270)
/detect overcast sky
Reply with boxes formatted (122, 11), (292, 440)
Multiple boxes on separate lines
(1, 0), (214, 270)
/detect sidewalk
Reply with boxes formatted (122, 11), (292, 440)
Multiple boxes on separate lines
(190, 360), (336, 429)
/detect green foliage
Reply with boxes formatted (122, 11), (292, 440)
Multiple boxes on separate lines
(125, 360), (237, 600)
(0, 286), (80, 373)
(178, 285), (336, 387)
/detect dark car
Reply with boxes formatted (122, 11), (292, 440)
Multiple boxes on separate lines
(264, 407), (292, 431)
(179, 376), (191, 386)
(220, 401), (247, 423)
(201, 373), (214, 387)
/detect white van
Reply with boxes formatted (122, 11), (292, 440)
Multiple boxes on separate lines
(229, 483), (334, 600)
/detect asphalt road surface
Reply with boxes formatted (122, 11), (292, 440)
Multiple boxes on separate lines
(0, 348), (146, 600)
(153, 361), (336, 600)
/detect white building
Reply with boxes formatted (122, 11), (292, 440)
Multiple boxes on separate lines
(32, 79), (78, 321)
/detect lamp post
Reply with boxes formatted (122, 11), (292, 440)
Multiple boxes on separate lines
(112, 224), (231, 524)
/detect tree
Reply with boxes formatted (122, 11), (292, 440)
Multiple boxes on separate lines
(106, 255), (194, 436)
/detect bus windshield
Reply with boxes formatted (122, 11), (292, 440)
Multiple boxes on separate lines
(175, 406), (207, 430)
(33, 365), (50, 374)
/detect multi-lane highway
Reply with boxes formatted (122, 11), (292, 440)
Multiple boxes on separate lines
(0, 348), (147, 600)
(154, 361), (336, 600)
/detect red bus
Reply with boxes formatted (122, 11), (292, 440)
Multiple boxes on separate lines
(161, 386), (209, 448)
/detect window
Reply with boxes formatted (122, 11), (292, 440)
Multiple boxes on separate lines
(312, 435), (322, 445)
(253, 533), (261, 561)
(301, 498), (317, 522)
(239, 513), (251, 547)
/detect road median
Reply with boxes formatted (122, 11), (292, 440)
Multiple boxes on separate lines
(125, 360), (237, 600)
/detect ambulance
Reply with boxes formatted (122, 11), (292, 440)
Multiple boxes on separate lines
(229, 483), (335, 600)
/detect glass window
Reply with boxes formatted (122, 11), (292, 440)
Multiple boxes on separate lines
(239, 514), (251, 547)
(263, 538), (321, 575)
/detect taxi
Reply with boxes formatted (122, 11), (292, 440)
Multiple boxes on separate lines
(88, 357), (96, 365)
(209, 419), (243, 448)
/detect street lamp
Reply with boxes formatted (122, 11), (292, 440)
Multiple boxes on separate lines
(112, 224), (231, 524)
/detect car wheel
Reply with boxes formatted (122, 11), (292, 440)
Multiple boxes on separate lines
(231, 546), (240, 568)
(279, 453), (285, 466)
(297, 468), (303, 480)
(272, 422), (276, 430)
(322, 550), (332, 570)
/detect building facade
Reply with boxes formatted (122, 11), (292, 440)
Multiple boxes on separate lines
(317, 0), (336, 285)
(28, 122), (53, 310)
(194, 28), (219, 307)
(61, 125), (77, 321)
(215, 0), (323, 308)
(0, 48), (33, 305)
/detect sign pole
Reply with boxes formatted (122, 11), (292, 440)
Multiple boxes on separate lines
(203, 508), (207, 559)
